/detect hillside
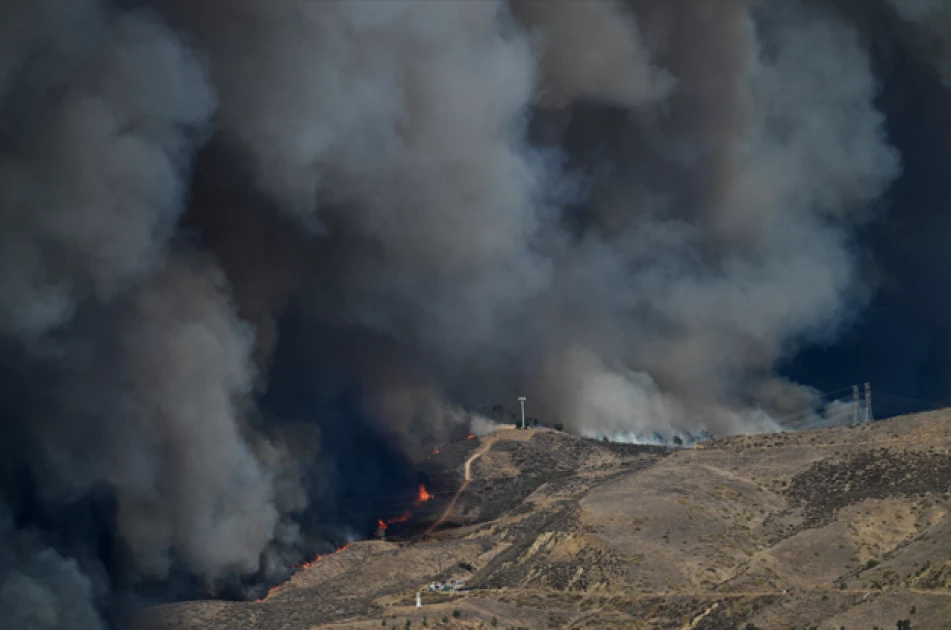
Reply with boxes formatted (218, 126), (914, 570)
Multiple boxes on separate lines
(131, 412), (951, 629)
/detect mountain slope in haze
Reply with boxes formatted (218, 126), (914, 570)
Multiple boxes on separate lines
(132, 412), (951, 629)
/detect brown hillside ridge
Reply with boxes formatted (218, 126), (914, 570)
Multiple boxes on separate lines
(130, 412), (951, 629)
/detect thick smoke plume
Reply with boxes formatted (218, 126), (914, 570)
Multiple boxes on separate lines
(0, 0), (942, 626)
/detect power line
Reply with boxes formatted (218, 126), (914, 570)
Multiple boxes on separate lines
(872, 390), (945, 409)
(770, 382), (940, 430)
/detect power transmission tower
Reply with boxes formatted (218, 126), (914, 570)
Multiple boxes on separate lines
(518, 396), (526, 429)
(852, 385), (860, 424)
(864, 382), (873, 423)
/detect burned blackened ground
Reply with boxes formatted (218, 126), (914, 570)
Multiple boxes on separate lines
(517, 431), (669, 464)
(464, 443), (666, 593)
(785, 450), (951, 528)
(418, 437), (481, 488)
(446, 431), (669, 526)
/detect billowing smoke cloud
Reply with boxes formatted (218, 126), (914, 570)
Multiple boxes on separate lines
(501, 0), (898, 441)
(511, 0), (674, 108)
(0, 0), (939, 626)
(109, 253), (277, 582)
(0, 0), (213, 340)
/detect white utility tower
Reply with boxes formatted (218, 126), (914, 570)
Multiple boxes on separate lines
(864, 382), (873, 423)
(518, 396), (527, 429)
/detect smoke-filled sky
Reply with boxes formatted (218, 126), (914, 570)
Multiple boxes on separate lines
(1, 0), (950, 627)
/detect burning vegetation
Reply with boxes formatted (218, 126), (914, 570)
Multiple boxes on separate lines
(377, 484), (436, 532)
(417, 483), (435, 503)
(256, 543), (352, 603)
(257, 483), (439, 602)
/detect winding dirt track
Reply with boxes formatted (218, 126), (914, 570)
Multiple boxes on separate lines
(422, 434), (497, 536)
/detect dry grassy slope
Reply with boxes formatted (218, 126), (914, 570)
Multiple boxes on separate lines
(131, 413), (951, 630)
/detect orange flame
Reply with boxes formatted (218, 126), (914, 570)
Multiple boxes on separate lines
(467, 434), (475, 440)
(432, 447), (439, 455)
(256, 543), (351, 602)
(417, 484), (434, 503)
(295, 543), (350, 570)
(375, 484), (433, 533)
(386, 511), (411, 524)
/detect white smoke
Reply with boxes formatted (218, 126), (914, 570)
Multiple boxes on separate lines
(469, 415), (503, 437)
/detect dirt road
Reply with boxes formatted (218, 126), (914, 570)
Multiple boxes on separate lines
(423, 434), (497, 535)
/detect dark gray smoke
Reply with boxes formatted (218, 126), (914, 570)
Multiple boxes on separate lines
(0, 0), (213, 340)
(0, 0), (941, 626)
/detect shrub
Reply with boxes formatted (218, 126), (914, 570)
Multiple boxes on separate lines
(673, 435), (683, 446)
(453, 610), (461, 618)
(554, 423), (564, 431)
(866, 559), (880, 570)
(442, 617), (449, 624)
(492, 617), (498, 627)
